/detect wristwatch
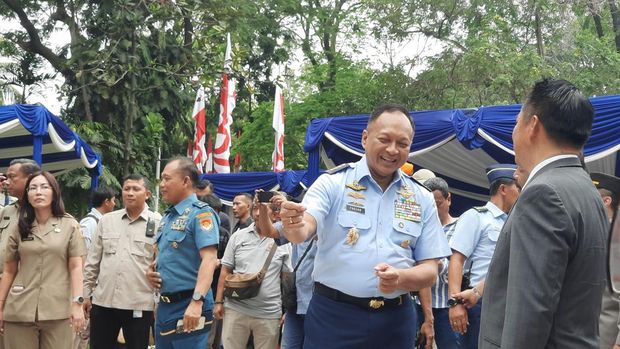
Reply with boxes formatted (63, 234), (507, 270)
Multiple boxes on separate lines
(73, 296), (85, 305)
(447, 298), (461, 307)
(192, 292), (205, 302)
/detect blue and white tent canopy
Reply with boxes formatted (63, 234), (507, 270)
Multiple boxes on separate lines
(0, 104), (102, 189)
(304, 95), (620, 214)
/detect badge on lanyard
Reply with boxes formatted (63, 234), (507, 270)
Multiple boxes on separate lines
(346, 227), (359, 245)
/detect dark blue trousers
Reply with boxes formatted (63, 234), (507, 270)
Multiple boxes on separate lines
(303, 292), (416, 349)
(154, 298), (212, 349)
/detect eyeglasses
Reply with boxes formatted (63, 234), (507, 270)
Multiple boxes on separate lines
(28, 184), (52, 192)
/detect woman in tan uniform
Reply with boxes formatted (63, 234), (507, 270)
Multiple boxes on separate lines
(0, 171), (86, 349)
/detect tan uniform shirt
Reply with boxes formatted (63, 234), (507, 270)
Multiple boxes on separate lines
(4, 214), (86, 322)
(0, 203), (19, 277)
(83, 207), (161, 311)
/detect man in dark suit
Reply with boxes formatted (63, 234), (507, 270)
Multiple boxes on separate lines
(479, 78), (609, 348)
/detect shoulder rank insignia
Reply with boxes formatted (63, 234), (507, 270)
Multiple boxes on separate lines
(327, 162), (354, 175)
(193, 201), (208, 208)
(473, 206), (488, 212)
(346, 180), (367, 191)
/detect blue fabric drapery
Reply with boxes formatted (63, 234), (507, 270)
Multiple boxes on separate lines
(0, 104), (102, 189)
(201, 170), (316, 203)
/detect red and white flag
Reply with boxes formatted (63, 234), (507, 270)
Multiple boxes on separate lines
(191, 86), (207, 173)
(213, 33), (236, 173)
(272, 85), (285, 172)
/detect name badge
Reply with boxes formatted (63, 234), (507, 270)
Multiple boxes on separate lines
(21, 235), (34, 242)
(345, 202), (365, 214)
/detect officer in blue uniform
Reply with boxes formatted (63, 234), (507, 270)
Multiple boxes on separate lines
(447, 164), (519, 348)
(147, 157), (219, 349)
(281, 104), (452, 349)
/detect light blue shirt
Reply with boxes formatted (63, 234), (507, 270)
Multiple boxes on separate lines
(303, 156), (451, 298)
(156, 194), (219, 303)
(449, 201), (507, 286)
(291, 237), (317, 314)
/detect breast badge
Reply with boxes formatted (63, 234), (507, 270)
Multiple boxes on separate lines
(401, 240), (410, 248)
(345, 180), (367, 191)
(346, 227), (359, 245)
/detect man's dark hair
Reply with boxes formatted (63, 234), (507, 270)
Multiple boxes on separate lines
(168, 156), (199, 187)
(425, 177), (450, 198)
(490, 178), (516, 196)
(122, 174), (152, 191)
(196, 179), (213, 191)
(9, 158), (40, 176)
(368, 103), (415, 132)
(522, 78), (594, 148)
(91, 186), (117, 208)
(234, 192), (253, 203)
(199, 193), (223, 212)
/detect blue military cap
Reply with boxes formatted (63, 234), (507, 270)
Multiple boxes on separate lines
(485, 164), (517, 184)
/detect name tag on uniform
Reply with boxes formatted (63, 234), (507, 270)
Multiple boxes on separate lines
(21, 235), (34, 241)
(394, 199), (422, 222)
(345, 202), (365, 214)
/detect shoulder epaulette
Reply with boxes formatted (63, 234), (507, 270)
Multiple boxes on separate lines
(327, 162), (354, 175)
(193, 201), (208, 208)
(407, 176), (431, 192)
(473, 206), (488, 212)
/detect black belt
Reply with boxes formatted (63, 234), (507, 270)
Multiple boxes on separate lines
(314, 282), (408, 311)
(160, 289), (193, 303)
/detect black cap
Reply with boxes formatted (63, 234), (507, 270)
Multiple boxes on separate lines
(591, 172), (620, 197)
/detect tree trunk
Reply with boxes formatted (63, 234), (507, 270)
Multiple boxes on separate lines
(534, 2), (545, 57)
(588, 0), (605, 38)
(123, 31), (137, 176)
(609, 0), (620, 52)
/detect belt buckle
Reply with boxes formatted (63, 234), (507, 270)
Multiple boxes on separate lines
(161, 295), (171, 303)
(368, 299), (384, 309)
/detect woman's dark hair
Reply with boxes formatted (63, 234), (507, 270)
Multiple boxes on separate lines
(18, 171), (66, 239)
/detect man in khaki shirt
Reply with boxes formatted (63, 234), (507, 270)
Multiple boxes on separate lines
(83, 174), (161, 349)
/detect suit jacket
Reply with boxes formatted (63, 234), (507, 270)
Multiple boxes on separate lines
(479, 156), (609, 348)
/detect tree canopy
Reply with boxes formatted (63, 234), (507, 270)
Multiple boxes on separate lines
(1, 0), (619, 215)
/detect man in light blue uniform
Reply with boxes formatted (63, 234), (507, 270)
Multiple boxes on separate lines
(447, 164), (519, 348)
(281, 104), (451, 349)
(147, 157), (219, 349)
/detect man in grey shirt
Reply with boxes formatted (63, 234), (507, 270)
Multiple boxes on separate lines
(214, 195), (291, 349)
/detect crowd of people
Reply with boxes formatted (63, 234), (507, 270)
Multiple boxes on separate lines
(0, 77), (617, 349)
